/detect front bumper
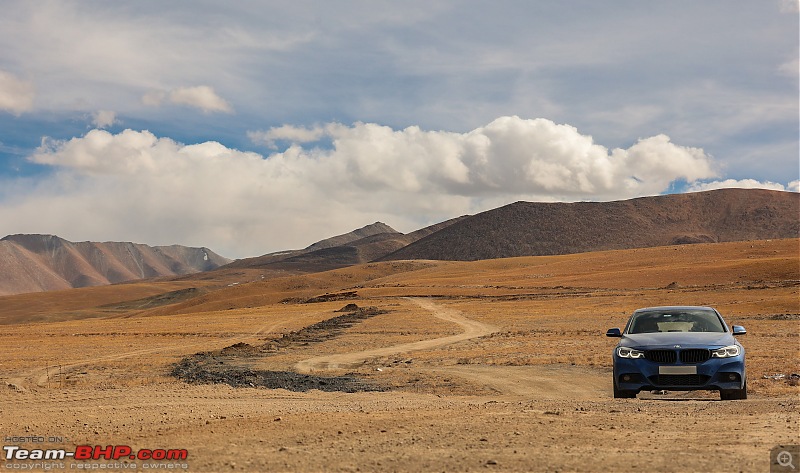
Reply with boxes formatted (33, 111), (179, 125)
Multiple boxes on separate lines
(613, 352), (746, 393)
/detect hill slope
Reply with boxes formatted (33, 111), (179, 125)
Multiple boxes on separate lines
(274, 216), (473, 270)
(223, 218), (468, 272)
(304, 222), (398, 252)
(381, 189), (800, 261)
(0, 234), (231, 296)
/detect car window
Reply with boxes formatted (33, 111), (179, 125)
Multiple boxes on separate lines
(627, 310), (725, 334)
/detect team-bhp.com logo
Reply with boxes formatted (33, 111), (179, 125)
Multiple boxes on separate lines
(4, 445), (188, 461)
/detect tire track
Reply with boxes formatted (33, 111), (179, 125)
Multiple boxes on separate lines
(295, 297), (498, 373)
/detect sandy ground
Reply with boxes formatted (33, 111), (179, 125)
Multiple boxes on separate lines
(1, 240), (798, 472)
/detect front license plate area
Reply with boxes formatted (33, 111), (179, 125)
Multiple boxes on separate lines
(659, 366), (697, 375)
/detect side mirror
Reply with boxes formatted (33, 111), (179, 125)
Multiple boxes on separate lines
(606, 328), (622, 337)
(732, 325), (747, 336)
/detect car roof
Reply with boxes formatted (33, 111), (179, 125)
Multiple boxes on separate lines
(632, 306), (716, 313)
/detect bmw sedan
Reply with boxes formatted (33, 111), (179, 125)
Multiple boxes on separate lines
(606, 306), (747, 400)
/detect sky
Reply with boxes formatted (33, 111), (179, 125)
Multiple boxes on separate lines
(0, 1), (797, 259)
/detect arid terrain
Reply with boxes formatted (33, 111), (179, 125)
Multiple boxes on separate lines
(1, 239), (798, 472)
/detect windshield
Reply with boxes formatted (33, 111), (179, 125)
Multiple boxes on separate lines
(627, 309), (725, 334)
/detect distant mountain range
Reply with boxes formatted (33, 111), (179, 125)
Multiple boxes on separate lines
(227, 188), (798, 270)
(2, 189), (797, 296)
(223, 216), (469, 273)
(380, 188), (800, 261)
(0, 235), (230, 296)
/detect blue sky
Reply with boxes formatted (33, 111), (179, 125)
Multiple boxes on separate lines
(0, 1), (797, 258)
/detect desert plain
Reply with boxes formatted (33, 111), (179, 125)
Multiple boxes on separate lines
(1, 239), (798, 472)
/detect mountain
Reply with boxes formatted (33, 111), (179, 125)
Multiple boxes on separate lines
(304, 222), (398, 252)
(223, 217), (469, 272)
(223, 222), (400, 271)
(5, 189), (795, 296)
(380, 189), (800, 261)
(0, 234), (231, 296)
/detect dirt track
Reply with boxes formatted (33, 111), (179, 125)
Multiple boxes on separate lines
(294, 299), (608, 401)
(295, 298), (498, 373)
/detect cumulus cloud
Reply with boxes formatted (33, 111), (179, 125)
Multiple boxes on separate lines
(0, 70), (34, 114)
(142, 86), (233, 113)
(788, 180), (800, 192)
(90, 110), (119, 129)
(687, 178), (791, 192)
(247, 117), (717, 198)
(0, 116), (743, 258)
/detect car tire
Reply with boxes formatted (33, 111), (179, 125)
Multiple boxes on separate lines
(720, 380), (747, 400)
(613, 385), (637, 399)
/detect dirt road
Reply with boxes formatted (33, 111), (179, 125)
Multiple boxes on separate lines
(294, 298), (609, 401)
(295, 297), (498, 373)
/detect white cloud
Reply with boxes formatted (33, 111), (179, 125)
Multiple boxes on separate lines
(0, 116), (732, 258)
(687, 178), (790, 192)
(248, 117), (718, 198)
(248, 124), (328, 149)
(91, 110), (119, 129)
(0, 70), (34, 114)
(142, 86), (233, 114)
(788, 180), (800, 192)
(168, 86), (233, 114)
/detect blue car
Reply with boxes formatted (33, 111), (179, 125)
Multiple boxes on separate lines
(606, 306), (747, 400)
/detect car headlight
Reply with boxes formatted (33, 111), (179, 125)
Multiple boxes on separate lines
(617, 347), (645, 359)
(711, 345), (740, 358)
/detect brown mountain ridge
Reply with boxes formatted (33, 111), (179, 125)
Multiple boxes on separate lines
(380, 188), (800, 261)
(2, 188), (796, 295)
(0, 235), (231, 296)
(216, 189), (798, 276)
(223, 217), (469, 272)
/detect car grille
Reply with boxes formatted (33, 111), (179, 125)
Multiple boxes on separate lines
(680, 349), (710, 363)
(645, 350), (677, 363)
(644, 349), (711, 364)
(650, 374), (710, 386)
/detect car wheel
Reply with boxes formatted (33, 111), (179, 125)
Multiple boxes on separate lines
(720, 380), (747, 400)
(613, 385), (637, 399)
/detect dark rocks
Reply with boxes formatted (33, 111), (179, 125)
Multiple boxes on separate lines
(171, 357), (384, 393)
(171, 303), (390, 393)
(303, 291), (359, 303)
(336, 303), (361, 312)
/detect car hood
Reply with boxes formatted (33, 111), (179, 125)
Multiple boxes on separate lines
(619, 332), (736, 349)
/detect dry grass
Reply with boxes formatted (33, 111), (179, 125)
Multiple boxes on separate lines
(1, 239), (797, 473)
(1, 238), (796, 397)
